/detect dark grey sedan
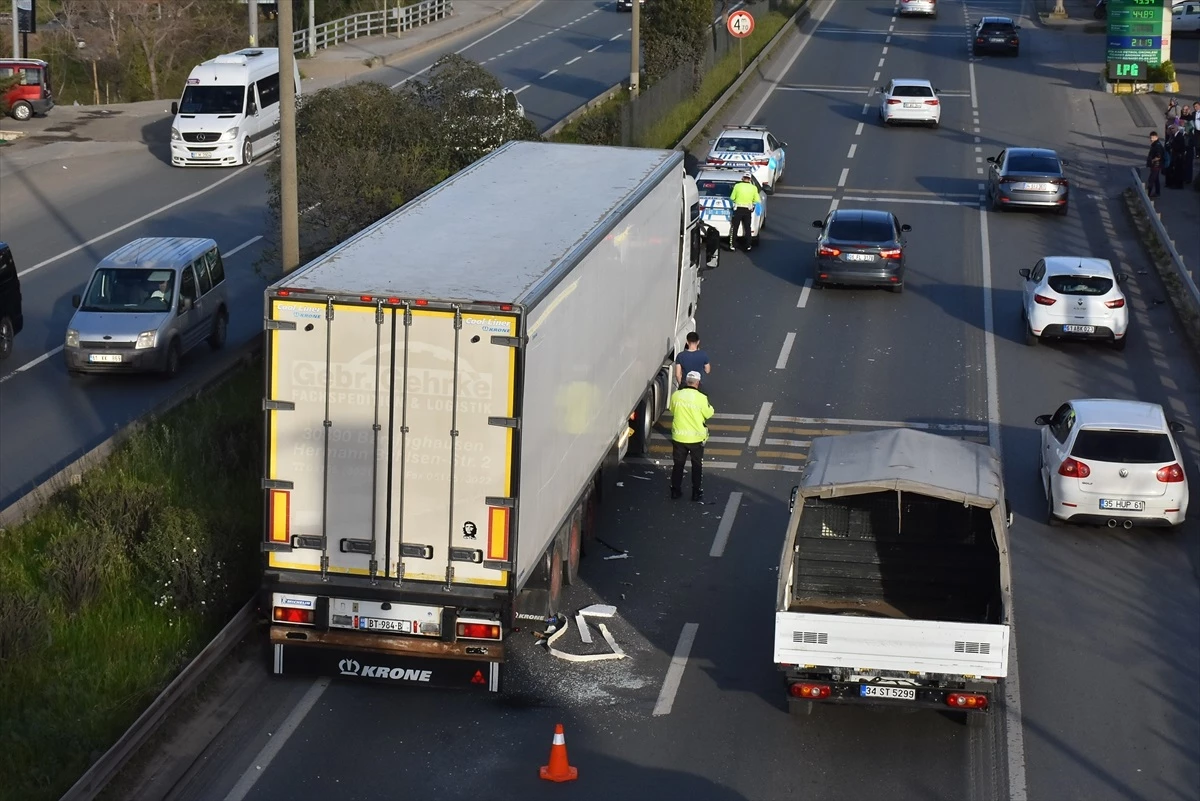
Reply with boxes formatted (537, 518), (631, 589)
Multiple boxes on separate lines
(986, 147), (1070, 215)
(812, 209), (911, 293)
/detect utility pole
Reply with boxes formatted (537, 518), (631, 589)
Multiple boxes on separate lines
(11, 0), (19, 58)
(629, 0), (640, 97)
(307, 0), (316, 57)
(279, 0), (300, 273)
(248, 0), (258, 46)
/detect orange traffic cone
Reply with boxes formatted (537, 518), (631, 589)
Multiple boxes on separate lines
(539, 723), (579, 783)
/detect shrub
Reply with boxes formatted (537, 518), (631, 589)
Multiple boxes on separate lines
(0, 585), (46, 662)
(43, 524), (126, 611)
(1148, 61), (1175, 83)
(135, 507), (227, 620)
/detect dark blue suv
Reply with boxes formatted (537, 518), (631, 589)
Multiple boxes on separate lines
(0, 242), (24, 361)
(973, 17), (1020, 56)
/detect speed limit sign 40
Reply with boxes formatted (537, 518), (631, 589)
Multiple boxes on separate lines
(727, 9), (755, 38)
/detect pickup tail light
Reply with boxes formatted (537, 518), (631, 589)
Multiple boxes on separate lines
(819, 246), (841, 257)
(880, 248), (903, 259)
(1105, 298), (1125, 309)
(1034, 294), (1057, 305)
(946, 692), (989, 710)
(1157, 463), (1185, 483)
(789, 682), (831, 699)
(273, 606), (315, 625)
(1058, 457), (1091, 478)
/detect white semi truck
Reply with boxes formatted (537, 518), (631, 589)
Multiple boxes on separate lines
(774, 428), (1014, 723)
(260, 141), (711, 690)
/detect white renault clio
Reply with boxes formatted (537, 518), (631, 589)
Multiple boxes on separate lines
(1020, 256), (1129, 350)
(1036, 399), (1189, 528)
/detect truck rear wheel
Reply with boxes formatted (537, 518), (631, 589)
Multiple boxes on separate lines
(513, 543), (564, 621)
(627, 392), (653, 456)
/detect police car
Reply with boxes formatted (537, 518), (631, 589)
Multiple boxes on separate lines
(694, 167), (767, 248)
(703, 125), (787, 193)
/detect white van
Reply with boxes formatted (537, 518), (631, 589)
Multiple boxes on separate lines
(169, 48), (300, 167)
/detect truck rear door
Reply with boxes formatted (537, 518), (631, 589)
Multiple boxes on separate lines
(264, 297), (519, 590)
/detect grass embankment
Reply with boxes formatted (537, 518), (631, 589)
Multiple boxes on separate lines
(0, 366), (262, 801)
(551, 0), (803, 149)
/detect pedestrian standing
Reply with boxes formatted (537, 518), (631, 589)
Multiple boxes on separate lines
(1181, 101), (1196, 133)
(668, 371), (713, 502)
(1145, 131), (1165, 198)
(1166, 127), (1187, 189)
(1182, 126), (1196, 187)
(674, 332), (711, 392)
(728, 172), (761, 252)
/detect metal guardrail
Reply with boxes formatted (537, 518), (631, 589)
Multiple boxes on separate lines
(1129, 166), (1200, 311)
(293, 0), (453, 56)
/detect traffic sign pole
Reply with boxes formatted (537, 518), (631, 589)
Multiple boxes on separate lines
(727, 9), (755, 73)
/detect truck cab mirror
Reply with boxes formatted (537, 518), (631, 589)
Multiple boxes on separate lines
(170, 101), (178, 116)
(789, 486), (799, 512)
(71, 294), (81, 308)
(1168, 421), (1187, 434)
(1034, 414), (1051, 425)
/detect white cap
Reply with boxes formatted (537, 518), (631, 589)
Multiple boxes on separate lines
(685, 371), (702, 382)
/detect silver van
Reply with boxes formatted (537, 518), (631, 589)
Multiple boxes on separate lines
(65, 237), (230, 377)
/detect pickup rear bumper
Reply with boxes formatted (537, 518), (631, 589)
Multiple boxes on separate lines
(783, 673), (995, 716)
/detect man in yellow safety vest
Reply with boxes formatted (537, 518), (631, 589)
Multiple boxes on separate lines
(669, 370), (715, 501)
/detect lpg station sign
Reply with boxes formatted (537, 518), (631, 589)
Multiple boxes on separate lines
(1105, 0), (1171, 67)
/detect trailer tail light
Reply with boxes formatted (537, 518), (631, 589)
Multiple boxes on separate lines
(880, 248), (902, 260)
(1058, 457), (1091, 478)
(360, 295), (373, 302)
(1034, 294), (1057, 305)
(487, 506), (510, 562)
(946, 692), (988, 710)
(1105, 298), (1125, 308)
(414, 299), (428, 306)
(277, 289), (291, 297)
(457, 622), (502, 640)
(789, 682), (831, 699)
(819, 246), (841, 257)
(273, 606), (314, 625)
(1157, 463), (1185, 483)
(269, 489), (291, 543)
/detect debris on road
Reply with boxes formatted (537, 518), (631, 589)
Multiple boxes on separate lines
(603, 553), (629, 560)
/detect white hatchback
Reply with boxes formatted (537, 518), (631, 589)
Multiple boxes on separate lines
(899, 0), (938, 17)
(1020, 256), (1129, 349)
(879, 79), (941, 127)
(1036, 399), (1189, 528)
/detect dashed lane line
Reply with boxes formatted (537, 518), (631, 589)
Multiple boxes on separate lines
(709, 492), (743, 558)
(653, 623), (699, 717)
(391, 0), (545, 86)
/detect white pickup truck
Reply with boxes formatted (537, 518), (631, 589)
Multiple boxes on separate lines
(773, 428), (1014, 724)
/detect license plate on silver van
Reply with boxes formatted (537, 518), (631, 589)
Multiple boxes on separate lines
(88, 354), (122, 363)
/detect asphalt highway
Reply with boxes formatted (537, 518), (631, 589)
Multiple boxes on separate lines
(117, 1), (1199, 801)
(0, 0), (712, 508)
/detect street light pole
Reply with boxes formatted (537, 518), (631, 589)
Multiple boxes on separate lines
(629, 0), (640, 97)
(11, 0), (19, 58)
(279, 0), (300, 273)
(248, 0), (258, 46)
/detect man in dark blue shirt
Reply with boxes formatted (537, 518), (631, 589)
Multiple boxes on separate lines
(674, 332), (710, 390)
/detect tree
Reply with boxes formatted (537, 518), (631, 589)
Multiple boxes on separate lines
(641, 0), (712, 86)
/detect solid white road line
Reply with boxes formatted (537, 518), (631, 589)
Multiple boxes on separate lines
(771, 415), (988, 431)
(713, 412), (756, 420)
(775, 332), (797, 370)
(709, 492), (743, 557)
(797, 279), (813, 308)
(819, 27), (962, 36)
(748, 401), (773, 447)
(390, 0), (545, 87)
(969, 60), (979, 111)
(742, 0), (837, 123)
(775, 87), (869, 93)
(753, 463), (803, 472)
(764, 438), (811, 448)
(847, 143), (857, 159)
(223, 235), (262, 259)
(652, 623), (699, 716)
(224, 677), (330, 801)
(837, 168), (850, 187)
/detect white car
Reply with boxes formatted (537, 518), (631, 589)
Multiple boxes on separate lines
(1036, 399), (1189, 528)
(694, 167), (767, 248)
(1173, 2), (1200, 34)
(898, 0), (938, 17)
(704, 125), (787, 193)
(879, 79), (941, 128)
(1019, 256), (1129, 349)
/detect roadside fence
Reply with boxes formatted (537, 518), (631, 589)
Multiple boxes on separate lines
(292, 0), (452, 56)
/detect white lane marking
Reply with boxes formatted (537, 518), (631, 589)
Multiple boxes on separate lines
(847, 143), (857, 159)
(837, 168), (850, 187)
(748, 401), (773, 448)
(588, 44), (603, 52)
(709, 492), (743, 557)
(877, 58), (885, 67)
(754, 463), (803, 472)
(652, 623), (699, 716)
(968, 61), (979, 110)
(764, 438), (812, 448)
(842, 195), (971, 207)
(540, 69), (558, 79)
(882, 46), (888, 54)
(872, 71), (881, 82)
(776, 87), (869, 94)
(610, 33), (623, 40)
(223, 235), (262, 259)
(712, 412), (756, 420)
(651, 432), (747, 445)
(566, 56), (581, 65)
(854, 122), (865, 135)
(741, 0), (836, 122)
(771, 415), (987, 431)
(861, 103), (870, 115)
(888, 23), (895, 30)
(975, 156), (983, 163)
(797, 279), (813, 308)
(19, 169), (256, 277)
(514, 84), (530, 94)
(886, 34), (892, 42)
(819, 27), (961, 36)
(2, 234), (264, 385)
(390, 0), (545, 87)
(224, 678), (330, 801)
(775, 332), (797, 369)
(625, 457), (738, 470)
(828, 198), (840, 213)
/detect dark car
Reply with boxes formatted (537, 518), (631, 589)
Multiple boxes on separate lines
(0, 242), (24, 360)
(812, 209), (911, 293)
(973, 16), (1020, 56)
(616, 0), (644, 9)
(986, 147), (1070, 215)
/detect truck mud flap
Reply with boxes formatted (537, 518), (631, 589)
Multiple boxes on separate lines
(274, 642), (500, 691)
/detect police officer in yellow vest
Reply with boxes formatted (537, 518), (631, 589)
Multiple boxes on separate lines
(729, 172), (761, 252)
(669, 371), (715, 501)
